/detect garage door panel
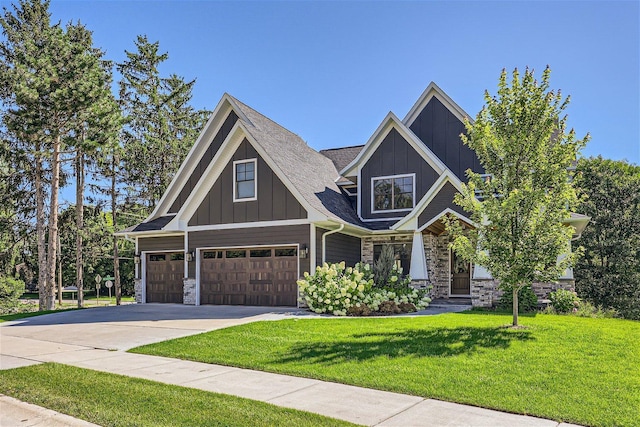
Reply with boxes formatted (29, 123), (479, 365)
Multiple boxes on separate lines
(146, 252), (184, 304)
(200, 246), (298, 307)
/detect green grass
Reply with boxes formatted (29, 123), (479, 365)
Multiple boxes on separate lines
(0, 363), (358, 427)
(131, 312), (640, 427)
(0, 308), (82, 322)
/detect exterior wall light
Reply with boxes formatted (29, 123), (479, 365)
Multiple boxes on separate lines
(134, 253), (141, 264)
(186, 251), (195, 262)
(299, 245), (308, 259)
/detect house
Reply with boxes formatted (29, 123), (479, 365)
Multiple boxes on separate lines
(117, 83), (589, 307)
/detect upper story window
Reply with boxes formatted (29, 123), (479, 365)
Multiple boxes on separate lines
(372, 173), (415, 212)
(233, 159), (257, 202)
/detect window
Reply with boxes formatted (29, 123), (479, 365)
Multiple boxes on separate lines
(275, 247), (297, 257)
(233, 159), (257, 202)
(203, 251), (223, 259)
(225, 250), (246, 258)
(250, 249), (272, 258)
(372, 174), (414, 212)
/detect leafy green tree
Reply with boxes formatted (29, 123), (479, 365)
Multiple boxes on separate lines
(445, 67), (588, 326)
(117, 36), (209, 210)
(574, 157), (640, 319)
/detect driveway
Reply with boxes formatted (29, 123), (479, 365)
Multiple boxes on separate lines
(0, 304), (302, 370)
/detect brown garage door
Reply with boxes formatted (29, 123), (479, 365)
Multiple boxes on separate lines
(146, 252), (184, 303)
(200, 247), (298, 306)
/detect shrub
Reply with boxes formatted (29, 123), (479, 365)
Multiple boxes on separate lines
(498, 285), (538, 312)
(378, 300), (401, 314)
(298, 262), (431, 316)
(0, 275), (26, 314)
(574, 300), (619, 318)
(397, 302), (417, 313)
(549, 289), (580, 313)
(373, 245), (395, 288)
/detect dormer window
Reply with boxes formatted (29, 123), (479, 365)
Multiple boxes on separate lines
(372, 174), (415, 212)
(233, 159), (257, 202)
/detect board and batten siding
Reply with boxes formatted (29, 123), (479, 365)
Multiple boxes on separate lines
(361, 128), (439, 220)
(187, 224), (310, 278)
(409, 97), (483, 181)
(138, 236), (184, 252)
(189, 139), (307, 226)
(315, 228), (362, 267)
(417, 182), (469, 228)
(168, 111), (239, 214)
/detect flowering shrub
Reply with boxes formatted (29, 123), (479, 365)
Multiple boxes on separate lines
(549, 289), (580, 313)
(298, 261), (431, 316)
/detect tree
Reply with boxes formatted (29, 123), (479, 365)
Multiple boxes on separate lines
(573, 157), (640, 319)
(117, 35), (209, 210)
(445, 67), (589, 326)
(1, 0), (117, 310)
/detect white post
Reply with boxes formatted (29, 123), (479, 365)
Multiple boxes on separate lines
(409, 231), (428, 280)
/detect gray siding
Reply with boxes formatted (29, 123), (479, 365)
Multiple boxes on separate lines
(315, 228), (362, 267)
(189, 139), (307, 226)
(418, 182), (469, 228)
(188, 224), (310, 278)
(361, 128), (439, 220)
(169, 111), (239, 214)
(409, 97), (483, 181)
(138, 236), (184, 252)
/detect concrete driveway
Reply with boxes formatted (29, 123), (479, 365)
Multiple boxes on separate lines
(0, 304), (302, 370)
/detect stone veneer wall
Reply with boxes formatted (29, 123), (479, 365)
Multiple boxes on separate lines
(134, 278), (143, 303)
(471, 279), (576, 307)
(183, 278), (197, 305)
(361, 232), (451, 300)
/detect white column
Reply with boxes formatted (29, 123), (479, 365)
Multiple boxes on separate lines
(409, 231), (428, 280)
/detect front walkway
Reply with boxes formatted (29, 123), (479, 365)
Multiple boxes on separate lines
(0, 304), (580, 427)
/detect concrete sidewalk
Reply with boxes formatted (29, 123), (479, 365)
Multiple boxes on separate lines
(1, 338), (580, 427)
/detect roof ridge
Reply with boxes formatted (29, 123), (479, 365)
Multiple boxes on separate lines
(320, 144), (365, 152)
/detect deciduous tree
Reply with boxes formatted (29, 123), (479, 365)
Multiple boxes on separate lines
(445, 67), (588, 326)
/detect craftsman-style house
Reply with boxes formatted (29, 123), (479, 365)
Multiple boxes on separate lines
(118, 83), (589, 307)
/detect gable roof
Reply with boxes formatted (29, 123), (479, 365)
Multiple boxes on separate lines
(403, 81), (473, 127)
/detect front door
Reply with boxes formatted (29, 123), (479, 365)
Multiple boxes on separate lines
(450, 250), (471, 296)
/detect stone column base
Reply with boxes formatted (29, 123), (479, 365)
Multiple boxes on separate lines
(183, 278), (197, 305)
(134, 278), (143, 304)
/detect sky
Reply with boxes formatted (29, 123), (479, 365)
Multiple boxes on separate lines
(9, 0), (640, 204)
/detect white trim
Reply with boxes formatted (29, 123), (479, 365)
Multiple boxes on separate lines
(232, 158), (258, 202)
(371, 173), (416, 214)
(184, 233), (189, 279)
(403, 82), (473, 128)
(135, 237), (139, 279)
(340, 113), (447, 179)
(359, 216), (406, 223)
(195, 243), (300, 306)
(409, 231), (428, 280)
(187, 219), (311, 232)
(418, 208), (474, 233)
(393, 171), (465, 231)
(310, 223), (317, 271)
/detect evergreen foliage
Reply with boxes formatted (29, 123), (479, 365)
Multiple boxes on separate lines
(574, 157), (640, 319)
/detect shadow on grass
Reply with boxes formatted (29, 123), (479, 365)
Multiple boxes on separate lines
(278, 327), (534, 365)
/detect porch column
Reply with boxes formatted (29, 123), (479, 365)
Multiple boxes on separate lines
(409, 231), (428, 280)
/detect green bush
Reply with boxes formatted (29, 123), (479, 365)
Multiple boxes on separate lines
(298, 262), (431, 316)
(574, 300), (619, 318)
(549, 289), (580, 313)
(498, 285), (538, 312)
(0, 275), (25, 314)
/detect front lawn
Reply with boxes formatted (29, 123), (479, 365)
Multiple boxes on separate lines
(0, 363), (358, 427)
(131, 312), (640, 427)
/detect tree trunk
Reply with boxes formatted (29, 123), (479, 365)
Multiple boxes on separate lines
(45, 135), (61, 311)
(35, 150), (48, 311)
(112, 155), (121, 305)
(57, 234), (62, 305)
(512, 287), (519, 327)
(76, 150), (85, 308)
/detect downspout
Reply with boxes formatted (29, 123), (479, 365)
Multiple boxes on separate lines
(321, 224), (345, 264)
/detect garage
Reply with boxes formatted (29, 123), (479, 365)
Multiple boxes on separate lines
(200, 246), (298, 306)
(146, 252), (184, 303)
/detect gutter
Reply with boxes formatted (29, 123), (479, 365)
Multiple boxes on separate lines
(321, 223), (345, 264)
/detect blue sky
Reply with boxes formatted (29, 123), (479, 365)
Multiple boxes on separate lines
(42, 0), (639, 169)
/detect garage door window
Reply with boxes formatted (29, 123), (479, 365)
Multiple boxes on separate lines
(203, 250), (223, 259)
(275, 247), (296, 257)
(170, 253), (184, 261)
(250, 249), (272, 257)
(149, 254), (166, 261)
(226, 250), (246, 258)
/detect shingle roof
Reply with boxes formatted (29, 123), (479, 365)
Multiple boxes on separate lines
(228, 96), (365, 227)
(320, 145), (364, 172)
(118, 215), (176, 233)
